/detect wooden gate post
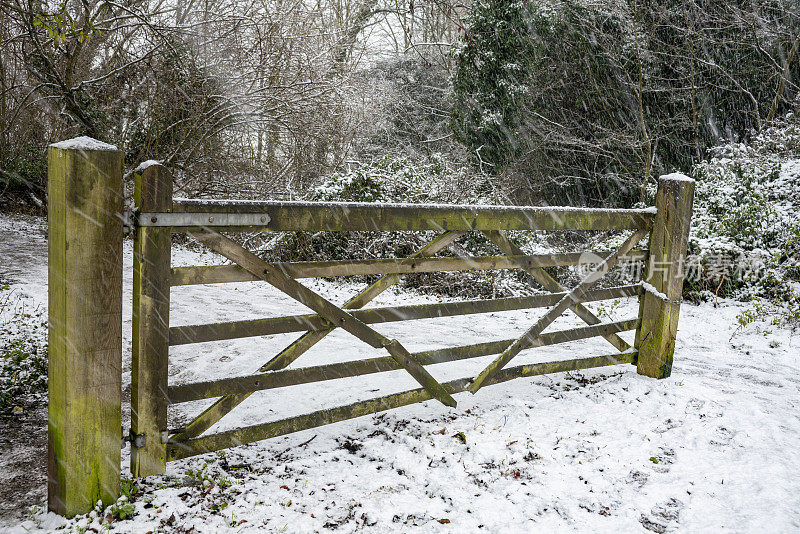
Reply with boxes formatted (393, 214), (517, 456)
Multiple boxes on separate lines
(635, 174), (695, 378)
(47, 138), (124, 517)
(131, 163), (172, 477)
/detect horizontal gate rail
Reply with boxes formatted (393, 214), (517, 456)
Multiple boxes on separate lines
(170, 250), (648, 286)
(166, 349), (637, 460)
(167, 318), (639, 404)
(165, 198), (655, 232)
(169, 284), (643, 346)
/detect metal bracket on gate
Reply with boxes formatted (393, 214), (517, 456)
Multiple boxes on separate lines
(121, 428), (172, 448)
(137, 212), (271, 227)
(121, 428), (147, 449)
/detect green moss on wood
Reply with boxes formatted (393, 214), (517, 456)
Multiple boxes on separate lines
(47, 143), (123, 517)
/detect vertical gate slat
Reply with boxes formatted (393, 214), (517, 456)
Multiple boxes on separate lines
(131, 164), (172, 476)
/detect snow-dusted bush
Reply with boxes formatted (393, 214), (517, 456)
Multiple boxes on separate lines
(311, 154), (498, 205)
(451, 0), (800, 207)
(0, 285), (48, 412)
(684, 115), (800, 311)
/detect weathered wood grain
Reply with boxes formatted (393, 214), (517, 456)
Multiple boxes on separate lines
(130, 164), (172, 477)
(636, 176), (695, 378)
(47, 141), (123, 517)
(169, 199), (654, 232)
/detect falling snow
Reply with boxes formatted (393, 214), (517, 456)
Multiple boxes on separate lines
(1, 214), (799, 532)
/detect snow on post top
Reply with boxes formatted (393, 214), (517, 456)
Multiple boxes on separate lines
(133, 160), (163, 174)
(641, 281), (672, 302)
(50, 136), (119, 151)
(659, 172), (695, 183)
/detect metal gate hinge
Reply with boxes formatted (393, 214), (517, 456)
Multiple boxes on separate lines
(121, 428), (146, 449)
(121, 209), (136, 235)
(138, 212), (271, 227)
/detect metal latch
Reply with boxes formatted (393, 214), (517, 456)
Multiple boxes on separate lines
(121, 428), (146, 449)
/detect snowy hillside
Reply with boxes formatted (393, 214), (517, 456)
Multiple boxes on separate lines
(2, 213), (799, 533)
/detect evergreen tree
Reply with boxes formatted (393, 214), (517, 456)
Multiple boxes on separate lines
(451, 0), (536, 173)
(452, 0), (800, 206)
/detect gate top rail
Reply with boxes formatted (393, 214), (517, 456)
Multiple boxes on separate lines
(156, 198), (656, 232)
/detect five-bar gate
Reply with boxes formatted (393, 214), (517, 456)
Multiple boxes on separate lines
(46, 139), (694, 517)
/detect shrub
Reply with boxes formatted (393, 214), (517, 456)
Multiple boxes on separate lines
(451, 0), (800, 207)
(0, 286), (48, 412)
(684, 115), (800, 309)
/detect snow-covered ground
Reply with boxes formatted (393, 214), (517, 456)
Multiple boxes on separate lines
(1, 213), (799, 533)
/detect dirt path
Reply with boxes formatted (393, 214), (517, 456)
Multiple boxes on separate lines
(0, 215), (49, 522)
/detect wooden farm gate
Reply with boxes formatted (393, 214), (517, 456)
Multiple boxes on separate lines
(45, 139), (694, 516)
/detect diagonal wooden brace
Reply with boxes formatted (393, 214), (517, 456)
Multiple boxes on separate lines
(263, 231), (467, 371)
(382, 339), (457, 408)
(170, 231), (465, 442)
(483, 230), (630, 352)
(189, 230), (457, 408)
(468, 229), (649, 394)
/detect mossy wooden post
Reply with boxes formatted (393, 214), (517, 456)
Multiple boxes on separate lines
(47, 138), (124, 517)
(635, 174), (695, 378)
(131, 163), (172, 477)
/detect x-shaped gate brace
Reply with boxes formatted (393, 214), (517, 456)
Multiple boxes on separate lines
(482, 231), (631, 353)
(170, 227), (647, 443)
(170, 230), (466, 442)
(468, 228), (649, 392)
